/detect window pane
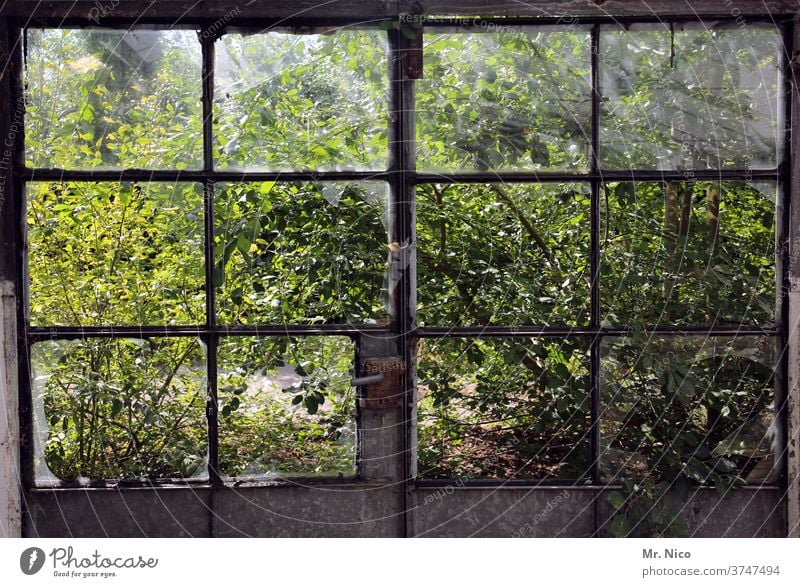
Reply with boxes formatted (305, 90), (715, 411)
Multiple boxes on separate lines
(25, 29), (202, 169)
(417, 27), (591, 172)
(31, 338), (207, 482)
(217, 336), (356, 478)
(600, 335), (779, 484)
(417, 183), (590, 326)
(214, 182), (389, 325)
(27, 182), (205, 326)
(601, 181), (776, 326)
(417, 338), (591, 479)
(215, 30), (388, 171)
(600, 24), (782, 170)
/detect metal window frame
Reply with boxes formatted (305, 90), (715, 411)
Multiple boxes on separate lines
(412, 17), (792, 492)
(3, 9), (792, 536)
(12, 23), (399, 495)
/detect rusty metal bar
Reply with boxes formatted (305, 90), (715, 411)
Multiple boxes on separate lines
(416, 325), (781, 337)
(26, 324), (384, 341)
(388, 24), (418, 537)
(21, 168), (780, 184)
(22, 168), (393, 182)
(0, 1), (793, 21)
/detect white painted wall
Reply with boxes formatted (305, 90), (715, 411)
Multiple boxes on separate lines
(0, 280), (20, 537)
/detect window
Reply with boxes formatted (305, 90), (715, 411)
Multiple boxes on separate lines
(23, 27), (391, 484)
(413, 21), (784, 499)
(9, 8), (789, 538)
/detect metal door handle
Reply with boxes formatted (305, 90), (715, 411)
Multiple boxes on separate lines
(350, 373), (385, 387)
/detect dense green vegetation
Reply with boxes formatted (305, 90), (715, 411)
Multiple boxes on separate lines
(23, 23), (782, 534)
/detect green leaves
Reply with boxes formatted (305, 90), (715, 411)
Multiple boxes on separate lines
(610, 514), (632, 537)
(214, 31), (387, 171)
(216, 337), (356, 477)
(214, 181), (388, 325)
(28, 182), (205, 327)
(417, 29), (591, 172)
(25, 29), (203, 169)
(34, 338), (207, 480)
(606, 479), (688, 537)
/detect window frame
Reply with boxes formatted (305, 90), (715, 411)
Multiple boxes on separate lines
(4, 11), (793, 502)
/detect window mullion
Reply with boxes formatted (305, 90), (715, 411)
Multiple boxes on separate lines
(200, 31), (220, 531)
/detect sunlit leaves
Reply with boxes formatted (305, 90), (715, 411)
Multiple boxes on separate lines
(32, 338), (207, 480)
(25, 29), (202, 169)
(417, 29), (591, 172)
(27, 182), (205, 326)
(217, 337), (355, 477)
(214, 31), (388, 171)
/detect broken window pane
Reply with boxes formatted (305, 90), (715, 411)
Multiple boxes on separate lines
(215, 30), (388, 171)
(600, 335), (779, 485)
(31, 338), (207, 482)
(600, 24), (782, 170)
(25, 29), (203, 169)
(27, 182), (205, 326)
(417, 183), (591, 326)
(417, 337), (591, 479)
(601, 181), (776, 327)
(217, 336), (356, 478)
(417, 27), (591, 172)
(214, 181), (389, 325)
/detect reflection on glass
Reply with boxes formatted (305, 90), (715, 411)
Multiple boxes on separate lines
(217, 337), (356, 478)
(27, 182), (205, 326)
(214, 182), (389, 325)
(215, 31), (388, 170)
(25, 29), (202, 169)
(417, 28), (591, 172)
(417, 337), (591, 479)
(600, 335), (778, 484)
(31, 338), (207, 482)
(601, 181), (776, 327)
(417, 183), (590, 326)
(600, 24), (781, 170)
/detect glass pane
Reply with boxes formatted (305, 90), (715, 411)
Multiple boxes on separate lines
(417, 27), (591, 172)
(417, 183), (590, 326)
(600, 24), (782, 170)
(215, 30), (388, 171)
(417, 338), (591, 479)
(25, 29), (202, 169)
(601, 181), (776, 326)
(214, 182), (389, 325)
(27, 182), (205, 326)
(600, 335), (779, 485)
(31, 338), (207, 482)
(217, 337), (356, 478)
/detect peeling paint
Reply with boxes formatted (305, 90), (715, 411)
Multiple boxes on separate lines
(0, 280), (21, 537)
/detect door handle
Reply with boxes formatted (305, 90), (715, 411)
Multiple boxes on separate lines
(350, 373), (385, 387)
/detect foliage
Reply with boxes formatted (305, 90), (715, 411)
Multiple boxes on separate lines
(27, 181), (205, 326)
(214, 31), (388, 171)
(417, 182), (590, 326)
(417, 28), (591, 171)
(418, 337), (590, 479)
(26, 29), (202, 169)
(214, 181), (388, 325)
(600, 26), (780, 170)
(31, 338), (207, 480)
(216, 337), (356, 477)
(602, 181), (775, 327)
(606, 479), (689, 538)
(23, 25), (782, 536)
